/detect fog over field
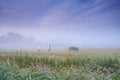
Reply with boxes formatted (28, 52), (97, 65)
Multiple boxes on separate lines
(0, 32), (70, 49)
(0, 0), (120, 49)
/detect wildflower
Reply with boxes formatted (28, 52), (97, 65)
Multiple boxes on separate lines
(38, 62), (43, 67)
(78, 62), (82, 66)
(108, 67), (113, 73)
(70, 64), (76, 70)
(63, 67), (67, 70)
(104, 68), (112, 75)
(112, 64), (120, 69)
(87, 57), (91, 61)
(13, 64), (19, 69)
(96, 77), (101, 80)
(90, 62), (96, 66)
(0, 61), (4, 65)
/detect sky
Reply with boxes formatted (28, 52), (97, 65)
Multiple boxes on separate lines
(0, 0), (120, 48)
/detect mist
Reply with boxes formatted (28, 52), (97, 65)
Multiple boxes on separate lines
(0, 0), (120, 49)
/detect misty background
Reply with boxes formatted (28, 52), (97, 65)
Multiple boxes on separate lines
(0, 32), (120, 49)
(0, 32), (70, 49)
(0, 0), (120, 49)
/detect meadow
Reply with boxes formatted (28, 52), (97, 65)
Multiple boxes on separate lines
(0, 49), (120, 80)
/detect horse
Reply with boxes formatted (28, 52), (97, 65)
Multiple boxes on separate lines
(47, 45), (51, 51)
(37, 47), (41, 52)
(69, 47), (79, 52)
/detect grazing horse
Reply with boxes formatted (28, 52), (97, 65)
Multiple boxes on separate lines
(37, 47), (41, 52)
(69, 47), (79, 52)
(47, 45), (51, 51)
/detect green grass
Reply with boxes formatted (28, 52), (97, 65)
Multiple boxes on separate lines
(0, 49), (120, 80)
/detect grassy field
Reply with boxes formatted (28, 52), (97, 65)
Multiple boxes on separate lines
(0, 49), (120, 80)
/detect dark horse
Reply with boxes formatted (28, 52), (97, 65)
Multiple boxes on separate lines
(69, 47), (79, 52)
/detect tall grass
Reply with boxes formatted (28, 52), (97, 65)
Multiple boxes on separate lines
(0, 49), (120, 80)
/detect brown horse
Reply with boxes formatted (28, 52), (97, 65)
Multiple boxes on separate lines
(69, 47), (79, 52)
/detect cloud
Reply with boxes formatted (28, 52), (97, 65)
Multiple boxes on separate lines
(37, 0), (119, 27)
(0, 0), (119, 27)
